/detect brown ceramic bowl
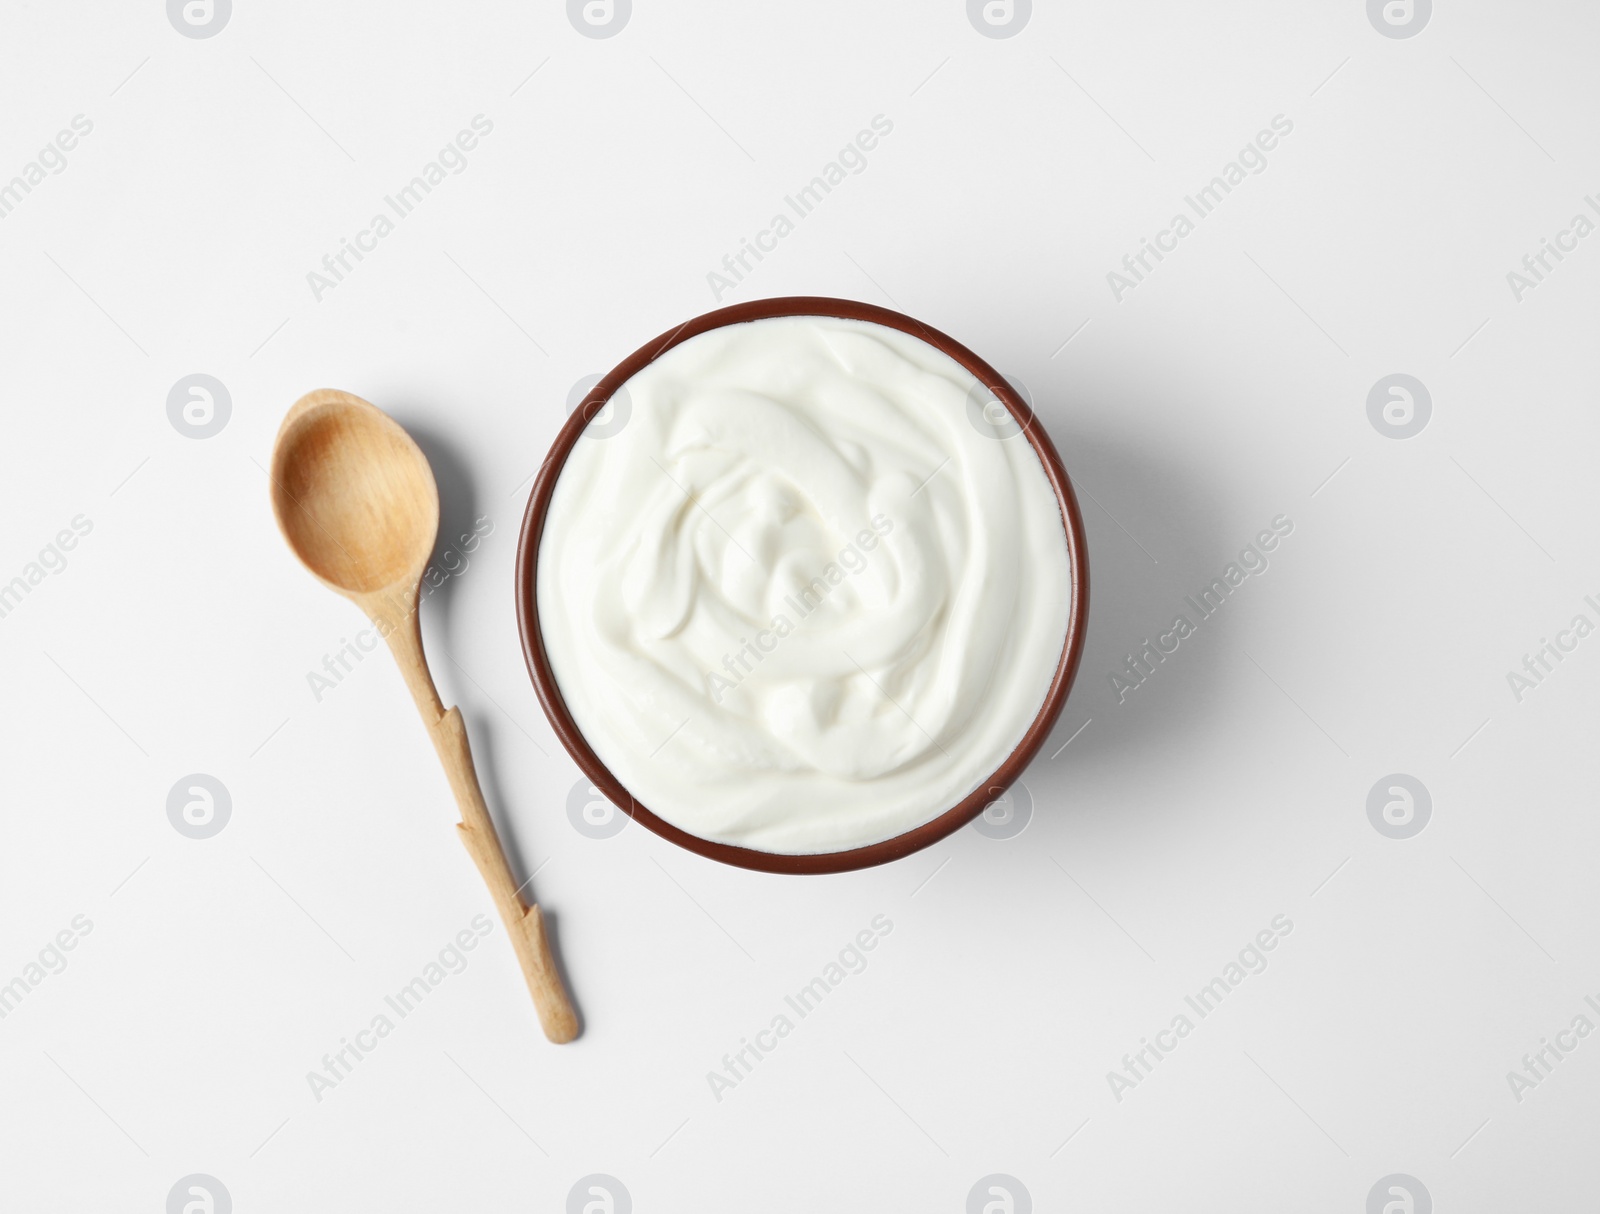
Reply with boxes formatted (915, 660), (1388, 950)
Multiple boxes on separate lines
(515, 297), (1089, 874)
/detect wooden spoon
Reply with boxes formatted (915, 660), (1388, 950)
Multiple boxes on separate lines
(269, 388), (578, 1043)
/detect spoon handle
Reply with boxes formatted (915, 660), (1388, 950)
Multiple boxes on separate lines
(430, 707), (580, 1044)
(378, 606), (579, 1043)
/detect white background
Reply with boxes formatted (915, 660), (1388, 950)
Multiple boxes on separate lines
(2, 1), (1597, 1210)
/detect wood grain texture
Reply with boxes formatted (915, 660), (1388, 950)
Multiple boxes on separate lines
(271, 388), (578, 1043)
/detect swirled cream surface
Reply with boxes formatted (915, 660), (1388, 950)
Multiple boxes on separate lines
(537, 315), (1071, 854)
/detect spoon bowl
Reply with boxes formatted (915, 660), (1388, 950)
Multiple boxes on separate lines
(270, 393), (439, 596)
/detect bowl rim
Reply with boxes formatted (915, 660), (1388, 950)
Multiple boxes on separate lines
(514, 295), (1090, 874)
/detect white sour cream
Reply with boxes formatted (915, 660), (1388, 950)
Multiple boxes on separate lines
(537, 315), (1071, 854)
